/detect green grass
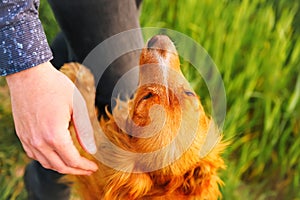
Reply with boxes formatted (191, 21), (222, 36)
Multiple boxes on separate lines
(0, 78), (29, 199)
(140, 0), (300, 199)
(0, 0), (300, 199)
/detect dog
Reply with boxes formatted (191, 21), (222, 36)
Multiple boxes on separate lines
(60, 35), (226, 200)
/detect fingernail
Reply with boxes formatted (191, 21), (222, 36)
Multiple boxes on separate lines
(90, 162), (98, 171)
(86, 171), (93, 176)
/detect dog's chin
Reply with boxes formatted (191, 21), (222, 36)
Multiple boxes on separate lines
(110, 95), (209, 175)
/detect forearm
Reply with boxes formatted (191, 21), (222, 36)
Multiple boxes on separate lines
(0, 0), (52, 76)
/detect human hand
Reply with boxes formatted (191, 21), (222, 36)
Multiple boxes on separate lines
(6, 62), (98, 175)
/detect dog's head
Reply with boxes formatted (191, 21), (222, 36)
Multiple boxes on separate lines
(112, 35), (212, 170)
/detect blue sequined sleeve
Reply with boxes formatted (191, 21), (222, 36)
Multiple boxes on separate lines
(0, 0), (53, 76)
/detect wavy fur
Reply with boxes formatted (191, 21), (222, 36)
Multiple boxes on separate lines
(60, 35), (226, 200)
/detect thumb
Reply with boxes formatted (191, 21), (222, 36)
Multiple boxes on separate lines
(72, 88), (97, 154)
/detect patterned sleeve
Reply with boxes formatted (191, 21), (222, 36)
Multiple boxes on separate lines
(0, 0), (53, 76)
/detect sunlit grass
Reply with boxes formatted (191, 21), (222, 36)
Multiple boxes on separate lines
(0, 77), (30, 199)
(141, 0), (300, 199)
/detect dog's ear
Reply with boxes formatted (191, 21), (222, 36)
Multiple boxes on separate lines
(179, 123), (226, 199)
(180, 158), (224, 199)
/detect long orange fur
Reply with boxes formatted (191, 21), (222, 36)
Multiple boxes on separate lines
(60, 35), (226, 200)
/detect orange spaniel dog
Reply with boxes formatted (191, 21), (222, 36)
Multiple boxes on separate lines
(60, 35), (226, 200)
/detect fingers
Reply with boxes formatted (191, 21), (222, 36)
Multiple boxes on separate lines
(72, 88), (97, 154)
(53, 130), (98, 173)
(21, 129), (98, 175)
(35, 148), (95, 175)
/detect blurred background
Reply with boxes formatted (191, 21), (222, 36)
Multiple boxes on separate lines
(0, 0), (299, 199)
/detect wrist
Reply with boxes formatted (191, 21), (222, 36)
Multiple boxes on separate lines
(6, 62), (54, 88)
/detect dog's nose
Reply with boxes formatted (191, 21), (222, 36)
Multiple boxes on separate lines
(147, 35), (175, 52)
(147, 35), (159, 48)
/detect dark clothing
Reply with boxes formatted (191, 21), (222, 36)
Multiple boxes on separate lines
(47, 0), (142, 63)
(24, 161), (71, 200)
(48, 0), (143, 114)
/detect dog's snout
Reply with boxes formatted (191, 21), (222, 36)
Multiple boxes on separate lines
(140, 35), (181, 81)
